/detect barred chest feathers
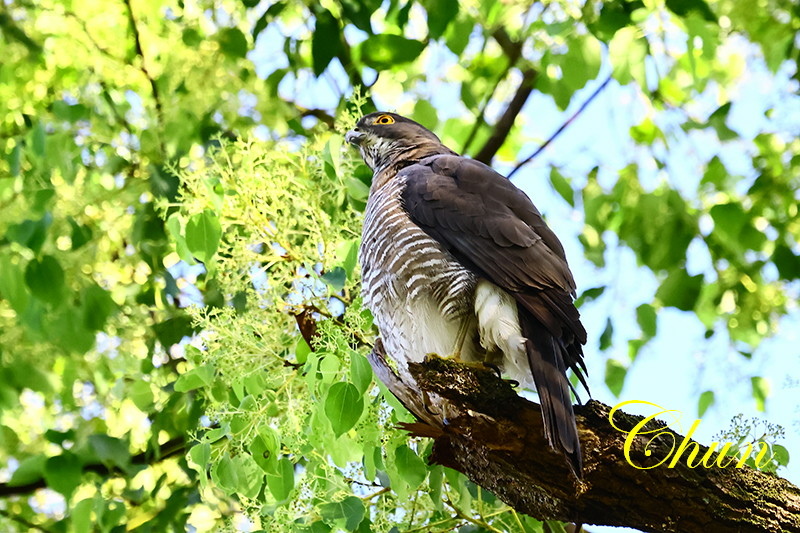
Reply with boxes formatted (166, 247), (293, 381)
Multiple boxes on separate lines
(359, 173), (533, 388)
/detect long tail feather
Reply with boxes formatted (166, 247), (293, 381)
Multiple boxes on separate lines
(519, 306), (582, 478)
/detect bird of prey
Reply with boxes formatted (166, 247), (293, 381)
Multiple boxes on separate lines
(346, 111), (588, 477)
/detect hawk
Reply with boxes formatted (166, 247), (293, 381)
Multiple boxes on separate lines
(346, 112), (588, 476)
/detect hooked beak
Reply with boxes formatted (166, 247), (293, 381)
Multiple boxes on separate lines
(345, 129), (366, 146)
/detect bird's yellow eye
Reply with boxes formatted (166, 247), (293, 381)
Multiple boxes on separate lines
(375, 114), (395, 125)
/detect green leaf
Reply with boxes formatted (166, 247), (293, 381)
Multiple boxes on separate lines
(636, 303), (657, 339)
(99, 500), (126, 531)
(185, 209), (222, 263)
(265, 457), (294, 500)
(336, 239), (359, 280)
(549, 168), (574, 206)
(422, 0), (458, 39)
(324, 382), (363, 437)
(31, 122), (46, 158)
(312, 9), (341, 75)
(322, 134), (343, 179)
(0, 253), (30, 314)
(412, 99), (439, 130)
(773, 244), (800, 280)
(233, 453), (264, 499)
(7, 143), (21, 176)
(697, 390), (715, 417)
(320, 496), (366, 530)
(71, 498), (94, 533)
(174, 364), (216, 392)
(6, 214), (52, 252)
(575, 286), (605, 308)
(321, 267), (346, 291)
(69, 217), (93, 250)
(217, 28), (248, 59)
(655, 269), (704, 311)
(665, 0), (717, 23)
(153, 315), (195, 347)
(295, 336), (312, 364)
(89, 434), (131, 470)
(599, 318), (613, 351)
(189, 442), (211, 471)
(8, 454), (46, 486)
(345, 177), (370, 201)
(609, 27), (648, 88)
(772, 444), (790, 467)
(605, 359), (627, 397)
(751, 376), (769, 412)
(166, 213), (196, 264)
(560, 34), (602, 91)
(350, 350), (372, 394)
(444, 15), (473, 55)
(44, 453), (82, 497)
(707, 103), (737, 141)
(129, 381), (154, 412)
(357, 35), (426, 70)
(24, 255), (65, 305)
(249, 432), (278, 474)
(394, 445), (427, 488)
(710, 202), (747, 248)
(81, 283), (118, 331)
(212, 454), (239, 494)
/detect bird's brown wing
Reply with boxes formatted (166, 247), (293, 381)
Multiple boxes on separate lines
(401, 153), (587, 476)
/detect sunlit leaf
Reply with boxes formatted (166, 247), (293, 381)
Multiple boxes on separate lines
(265, 457), (294, 501)
(320, 496), (366, 530)
(350, 350), (372, 394)
(697, 390), (715, 417)
(636, 304), (657, 339)
(324, 382), (363, 437)
(394, 445), (427, 488)
(357, 35), (426, 70)
(609, 27), (648, 88)
(751, 377), (770, 412)
(605, 359), (627, 397)
(185, 209), (222, 263)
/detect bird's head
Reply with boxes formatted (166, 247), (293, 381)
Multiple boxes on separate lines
(345, 112), (450, 172)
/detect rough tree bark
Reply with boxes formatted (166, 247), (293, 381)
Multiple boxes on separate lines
(367, 339), (800, 533)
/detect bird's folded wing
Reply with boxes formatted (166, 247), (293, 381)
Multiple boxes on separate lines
(400, 154), (586, 344)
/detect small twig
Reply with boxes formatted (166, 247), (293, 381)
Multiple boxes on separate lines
(344, 477), (382, 488)
(507, 74), (613, 178)
(64, 10), (119, 61)
(360, 486), (390, 500)
(123, 0), (165, 154)
(444, 496), (504, 533)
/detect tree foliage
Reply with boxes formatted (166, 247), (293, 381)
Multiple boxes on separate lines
(0, 0), (798, 531)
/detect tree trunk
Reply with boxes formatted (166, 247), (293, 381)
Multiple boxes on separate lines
(368, 339), (800, 533)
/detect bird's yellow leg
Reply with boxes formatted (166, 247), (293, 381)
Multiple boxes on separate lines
(451, 315), (472, 361)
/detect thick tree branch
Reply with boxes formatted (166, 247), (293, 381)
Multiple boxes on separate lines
(473, 68), (537, 165)
(368, 339), (800, 533)
(471, 28), (538, 165)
